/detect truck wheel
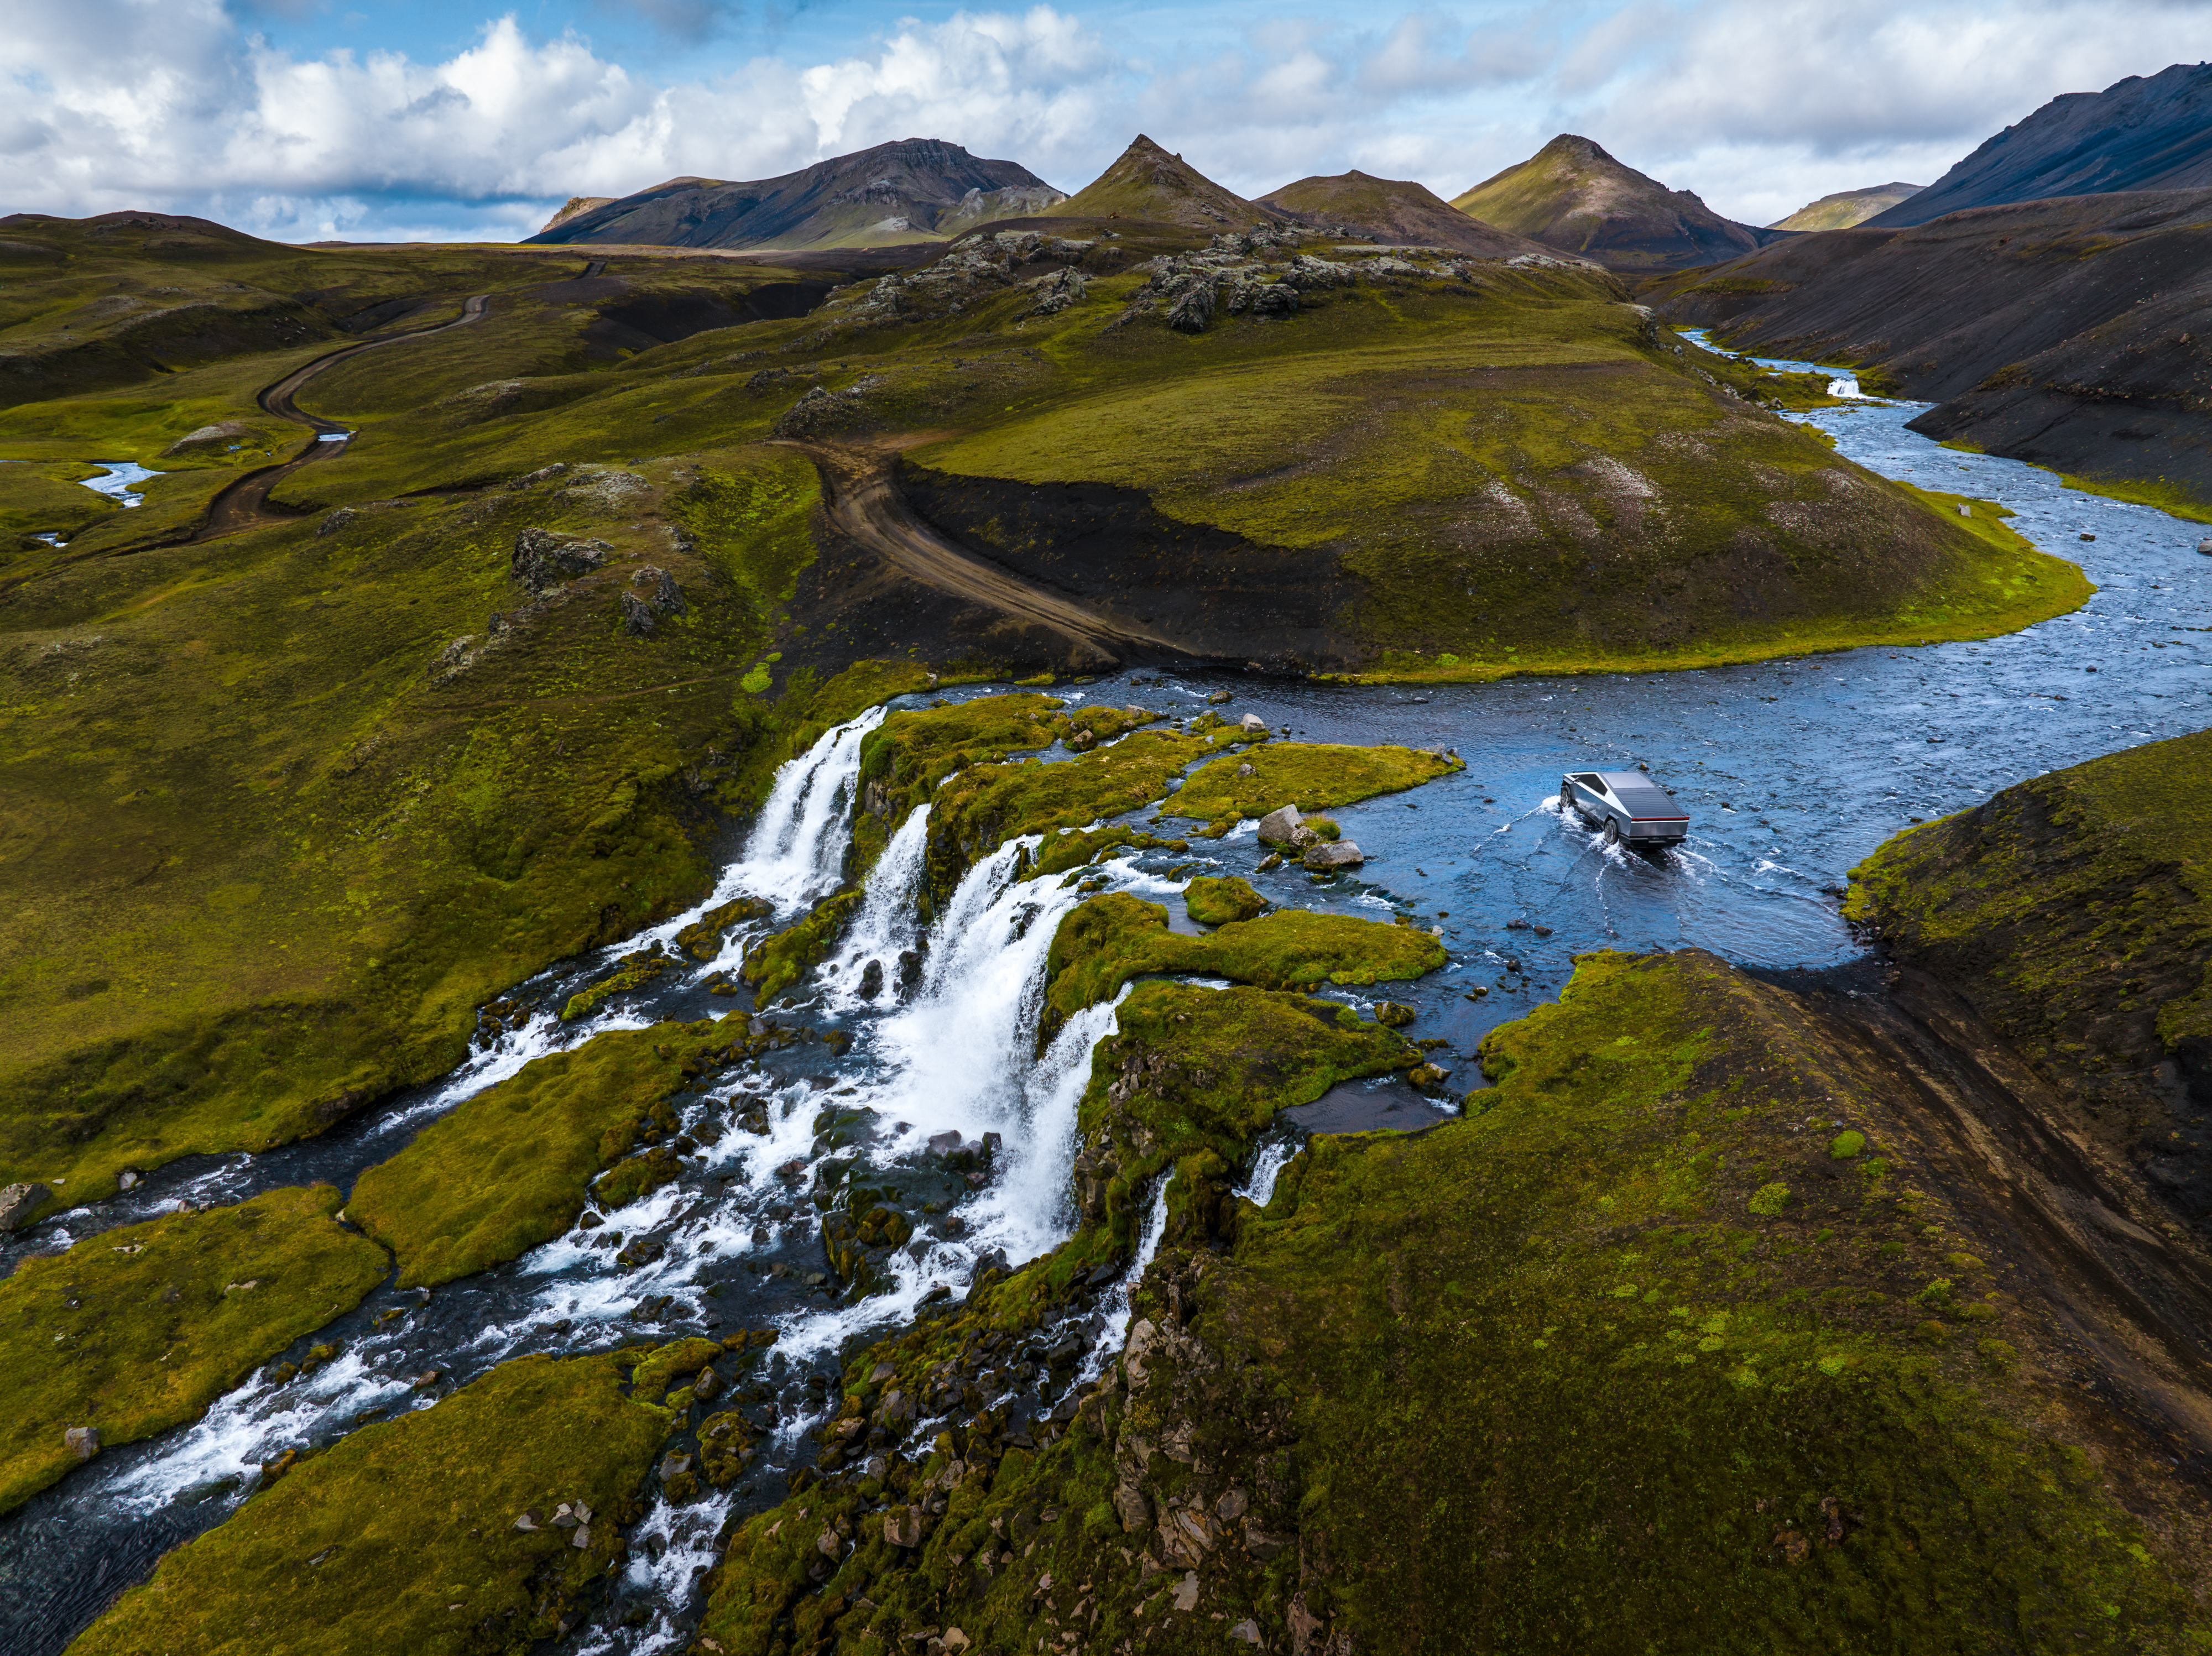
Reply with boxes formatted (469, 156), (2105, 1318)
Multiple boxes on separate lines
(1603, 818), (1621, 847)
(1559, 785), (1575, 815)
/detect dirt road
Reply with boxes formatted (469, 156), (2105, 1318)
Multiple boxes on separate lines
(191, 292), (495, 539)
(785, 438), (1201, 668)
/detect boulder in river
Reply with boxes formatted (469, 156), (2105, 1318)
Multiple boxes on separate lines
(0, 1182), (50, 1230)
(1256, 804), (1305, 844)
(64, 1426), (100, 1461)
(1303, 840), (1365, 870)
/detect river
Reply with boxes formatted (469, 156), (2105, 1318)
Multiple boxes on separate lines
(4, 353), (2209, 1655)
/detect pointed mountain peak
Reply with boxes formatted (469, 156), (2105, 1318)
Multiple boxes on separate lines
(1451, 133), (1777, 271)
(1046, 136), (1277, 230)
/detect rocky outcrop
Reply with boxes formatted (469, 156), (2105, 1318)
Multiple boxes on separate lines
(510, 526), (611, 592)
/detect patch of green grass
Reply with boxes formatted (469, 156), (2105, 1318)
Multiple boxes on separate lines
(1846, 726), (2212, 1088)
(69, 1348), (676, 1656)
(1183, 874), (1267, 925)
(348, 1016), (742, 1287)
(1168, 740), (1458, 821)
(0, 1183), (388, 1515)
(1042, 892), (1444, 1038)
(2059, 472), (2212, 525)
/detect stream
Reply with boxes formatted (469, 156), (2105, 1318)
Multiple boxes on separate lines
(5, 356), (2210, 1655)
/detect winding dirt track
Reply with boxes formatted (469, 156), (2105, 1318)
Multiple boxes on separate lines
(782, 437), (1198, 667)
(192, 292), (494, 539)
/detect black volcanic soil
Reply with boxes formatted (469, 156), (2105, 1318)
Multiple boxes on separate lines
(1650, 188), (2212, 500)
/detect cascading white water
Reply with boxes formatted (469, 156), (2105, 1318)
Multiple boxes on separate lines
(1085, 1181), (1171, 1381)
(815, 803), (932, 1008)
(733, 707), (886, 910)
(1236, 1139), (1296, 1208)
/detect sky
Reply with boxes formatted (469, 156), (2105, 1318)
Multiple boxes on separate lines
(4, 0), (2211, 243)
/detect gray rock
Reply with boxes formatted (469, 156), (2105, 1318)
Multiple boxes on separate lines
(0, 1182), (51, 1231)
(2199, 539), (2212, 556)
(1166, 279), (1217, 333)
(116, 1168), (141, 1193)
(1112, 1480), (1153, 1532)
(571, 1523), (592, 1549)
(884, 1506), (924, 1548)
(619, 591), (659, 635)
(163, 420), (255, 456)
(1256, 804), (1305, 844)
(1303, 840), (1366, 870)
(64, 1425), (100, 1461)
(317, 507), (357, 538)
(1173, 1570), (1201, 1612)
(1238, 713), (1267, 732)
(692, 1365), (722, 1401)
(511, 527), (610, 592)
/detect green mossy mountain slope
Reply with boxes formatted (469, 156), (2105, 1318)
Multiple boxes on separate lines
(696, 949), (2211, 1655)
(70, 1349), (676, 1656)
(0, 1183), (387, 1515)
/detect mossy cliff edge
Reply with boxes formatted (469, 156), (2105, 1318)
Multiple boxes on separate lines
(1848, 727), (2212, 1254)
(691, 949), (2210, 1655)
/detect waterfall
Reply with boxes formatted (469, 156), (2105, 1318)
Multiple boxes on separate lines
(1085, 1180), (1171, 1380)
(734, 707), (885, 911)
(816, 804), (931, 1008)
(1236, 1138), (1296, 1208)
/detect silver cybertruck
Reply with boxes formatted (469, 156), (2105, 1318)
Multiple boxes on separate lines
(1559, 770), (1689, 849)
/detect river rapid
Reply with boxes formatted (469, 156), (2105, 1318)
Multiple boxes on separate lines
(4, 359), (2209, 1655)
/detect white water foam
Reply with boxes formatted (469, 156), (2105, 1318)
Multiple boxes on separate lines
(729, 707), (886, 912)
(816, 803), (932, 1009)
(1084, 1182), (1170, 1381)
(1236, 1140), (1296, 1208)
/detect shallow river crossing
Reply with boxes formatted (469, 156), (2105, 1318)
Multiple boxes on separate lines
(4, 365), (2210, 1655)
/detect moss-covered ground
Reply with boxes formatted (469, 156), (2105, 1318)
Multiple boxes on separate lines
(695, 948), (2210, 1655)
(1846, 725), (2212, 1234)
(0, 1183), (388, 1514)
(1041, 892), (1445, 1041)
(69, 1347), (678, 1656)
(348, 1014), (760, 1287)
(1168, 740), (1458, 821)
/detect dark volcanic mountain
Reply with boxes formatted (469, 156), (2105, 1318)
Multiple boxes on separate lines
(1044, 135), (1279, 230)
(1867, 61), (2212, 226)
(1652, 187), (2212, 499)
(1258, 170), (1559, 258)
(524, 139), (1062, 252)
(1451, 134), (1785, 272)
(1769, 182), (1923, 231)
